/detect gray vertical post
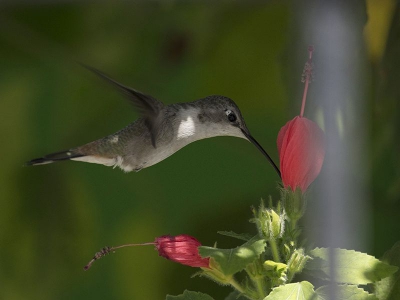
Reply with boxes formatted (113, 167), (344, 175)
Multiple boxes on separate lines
(291, 1), (369, 299)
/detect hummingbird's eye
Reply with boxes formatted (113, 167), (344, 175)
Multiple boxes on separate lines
(225, 110), (237, 122)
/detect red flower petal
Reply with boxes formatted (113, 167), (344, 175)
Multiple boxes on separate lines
(155, 235), (210, 268)
(277, 116), (325, 192)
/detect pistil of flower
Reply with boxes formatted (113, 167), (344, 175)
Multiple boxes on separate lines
(300, 46), (314, 118)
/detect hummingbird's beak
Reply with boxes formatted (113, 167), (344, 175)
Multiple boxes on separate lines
(241, 128), (281, 178)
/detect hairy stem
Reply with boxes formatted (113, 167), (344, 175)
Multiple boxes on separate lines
(287, 270), (296, 283)
(254, 276), (267, 299)
(290, 218), (298, 233)
(228, 277), (246, 294)
(269, 238), (281, 263)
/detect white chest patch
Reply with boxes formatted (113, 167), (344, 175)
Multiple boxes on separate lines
(177, 115), (196, 140)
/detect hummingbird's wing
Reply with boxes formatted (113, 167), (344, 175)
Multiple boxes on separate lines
(81, 64), (164, 147)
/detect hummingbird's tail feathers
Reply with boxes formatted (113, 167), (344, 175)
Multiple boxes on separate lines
(26, 150), (84, 166)
(26, 150), (135, 172)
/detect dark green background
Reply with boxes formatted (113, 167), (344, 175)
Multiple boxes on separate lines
(0, 1), (399, 299)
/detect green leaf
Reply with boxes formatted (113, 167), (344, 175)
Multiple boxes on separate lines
(217, 231), (252, 241)
(305, 248), (398, 284)
(316, 285), (378, 300)
(199, 238), (266, 276)
(373, 241), (400, 300)
(264, 281), (316, 300)
(166, 290), (215, 300)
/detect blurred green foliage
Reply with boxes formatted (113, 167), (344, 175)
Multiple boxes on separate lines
(0, 1), (398, 300)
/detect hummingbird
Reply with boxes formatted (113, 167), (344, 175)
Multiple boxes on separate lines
(26, 66), (281, 177)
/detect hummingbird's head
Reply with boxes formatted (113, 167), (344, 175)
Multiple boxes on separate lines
(199, 95), (281, 177)
(202, 95), (248, 138)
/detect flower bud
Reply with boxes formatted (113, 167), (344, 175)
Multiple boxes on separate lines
(263, 260), (288, 286)
(286, 248), (310, 278)
(155, 235), (210, 268)
(277, 116), (325, 193)
(268, 209), (283, 239)
(252, 202), (285, 241)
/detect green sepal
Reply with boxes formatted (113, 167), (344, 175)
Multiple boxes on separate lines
(264, 260), (287, 272)
(315, 285), (378, 300)
(264, 281), (315, 300)
(197, 259), (232, 285)
(286, 248), (310, 281)
(199, 237), (266, 277)
(372, 241), (400, 300)
(305, 247), (398, 284)
(280, 187), (306, 224)
(166, 290), (215, 300)
(263, 260), (288, 286)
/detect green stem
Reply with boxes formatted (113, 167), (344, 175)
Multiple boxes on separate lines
(290, 218), (298, 232)
(269, 238), (281, 262)
(287, 271), (295, 283)
(227, 278), (257, 300)
(265, 279), (271, 295)
(254, 277), (267, 299)
(245, 263), (267, 300)
(228, 277), (246, 295)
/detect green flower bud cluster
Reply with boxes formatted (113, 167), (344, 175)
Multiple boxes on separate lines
(263, 260), (288, 286)
(252, 200), (285, 242)
(286, 249), (310, 282)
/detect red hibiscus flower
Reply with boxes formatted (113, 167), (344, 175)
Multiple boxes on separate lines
(155, 235), (210, 268)
(277, 46), (325, 192)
